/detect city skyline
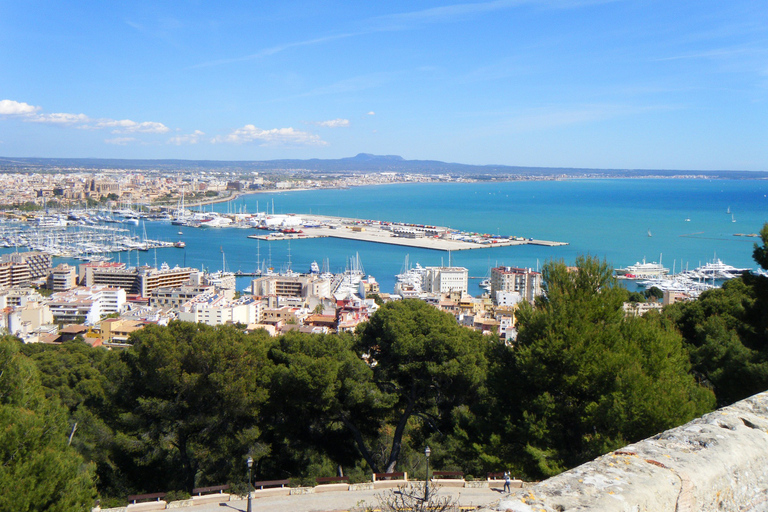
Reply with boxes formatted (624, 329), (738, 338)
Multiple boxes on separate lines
(1, 1), (766, 171)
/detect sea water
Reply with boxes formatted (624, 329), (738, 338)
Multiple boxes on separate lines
(24, 179), (768, 294)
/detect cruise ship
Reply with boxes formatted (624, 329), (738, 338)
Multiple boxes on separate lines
(615, 258), (670, 279)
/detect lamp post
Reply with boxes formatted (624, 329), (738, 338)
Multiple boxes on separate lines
(246, 456), (253, 512)
(424, 446), (431, 502)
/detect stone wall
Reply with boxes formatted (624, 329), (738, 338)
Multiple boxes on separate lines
(488, 390), (768, 512)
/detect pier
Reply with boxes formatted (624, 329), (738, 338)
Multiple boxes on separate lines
(247, 214), (567, 252)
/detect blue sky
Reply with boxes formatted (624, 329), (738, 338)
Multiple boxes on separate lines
(0, 1), (766, 170)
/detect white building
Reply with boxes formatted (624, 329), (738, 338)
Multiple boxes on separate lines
(494, 290), (523, 307)
(423, 267), (468, 294)
(177, 293), (261, 326)
(46, 286), (127, 325)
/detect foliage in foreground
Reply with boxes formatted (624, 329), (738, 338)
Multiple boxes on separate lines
(0, 336), (96, 511)
(664, 224), (768, 406)
(497, 255), (715, 477)
(15, 225), (768, 498)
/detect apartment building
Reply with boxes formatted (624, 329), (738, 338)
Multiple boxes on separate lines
(490, 266), (542, 303)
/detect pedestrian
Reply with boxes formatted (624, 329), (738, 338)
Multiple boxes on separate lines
(503, 471), (511, 493)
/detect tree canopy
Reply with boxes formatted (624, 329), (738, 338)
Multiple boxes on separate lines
(507, 256), (715, 477)
(0, 336), (96, 511)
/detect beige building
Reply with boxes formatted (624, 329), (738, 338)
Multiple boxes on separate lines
(48, 263), (77, 291)
(490, 266), (542, 303)
(99, 318), (147, 343)
(82, 263), (197, 296)
(252, 274), (332, 303)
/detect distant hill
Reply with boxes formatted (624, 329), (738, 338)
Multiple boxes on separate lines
(0, 154), (764, 179)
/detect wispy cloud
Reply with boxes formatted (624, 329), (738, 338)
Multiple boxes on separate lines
(168, 130), (205, 145)
(193, 32), (363, 68)
(211, 125), (327, 146)
(193, 0), (613, 68)
(30, 112), (90, 124)
(307, 118), (350, 128)
(656, 45), (765, 62)
(294, 72), (401, 99)
(505, 103), (675, 132)
(89, 119), (170, 134)
(104, 137), (138, 146)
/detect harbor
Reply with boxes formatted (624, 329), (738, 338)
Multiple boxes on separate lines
(245, 213), (568, 251)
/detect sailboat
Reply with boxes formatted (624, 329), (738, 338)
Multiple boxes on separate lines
(727, 206), (731, 214)
(732, 213), (736, 223)
(647, 229), (652, 237)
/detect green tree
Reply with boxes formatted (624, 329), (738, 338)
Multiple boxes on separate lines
(752, 224), (768, 271)
(20, 340), (122, 498)
(0, 336), (96, 511)
(112, 322), (273, 493)
(356, 299), (490, 473)
(263, 331), (390, 478)
(664, 223), (768, 406)
(509, 256), (714, 478)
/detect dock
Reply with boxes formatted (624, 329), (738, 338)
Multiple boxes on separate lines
(247, 214), (567, 252)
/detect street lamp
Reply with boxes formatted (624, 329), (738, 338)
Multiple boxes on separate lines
(424, 446), (431, 502)
(246, 456), (253, 512)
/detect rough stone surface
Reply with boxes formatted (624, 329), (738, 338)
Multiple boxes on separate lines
(485, 391), (768, 512)
(289, 486), (314, 495)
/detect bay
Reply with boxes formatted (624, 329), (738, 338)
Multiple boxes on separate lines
(25, 179), (768, 295)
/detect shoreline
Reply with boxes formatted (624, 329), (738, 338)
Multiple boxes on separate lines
(169, 173), (767, 210)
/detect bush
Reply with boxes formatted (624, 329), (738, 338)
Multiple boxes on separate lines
(165, 490), (190, 502)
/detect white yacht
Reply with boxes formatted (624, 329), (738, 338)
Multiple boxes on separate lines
(615, 257), (669, 279)
(693, 259), (750, 280)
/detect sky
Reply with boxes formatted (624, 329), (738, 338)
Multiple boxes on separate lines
(0, 0), (766, 170)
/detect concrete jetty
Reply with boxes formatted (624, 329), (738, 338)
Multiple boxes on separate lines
(248, 213), (567, 252)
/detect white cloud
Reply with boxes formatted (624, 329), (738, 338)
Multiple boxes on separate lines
(0, 99), (41, 116)
(212, 125), (327, 146)
(0, 98), (170, 136)
(309, 118), (350, 128)
(367, 111), (376, 116)
(104, 137), (137, 145)
(92, 119), (170, 134)
(30, 112), (91, 124)
(168, 130), (205, 145)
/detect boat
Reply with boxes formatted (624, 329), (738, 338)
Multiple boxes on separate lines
(647, 229), (652, 237)
(615, 257), (669, 279)
(174, 241), (186, 248)
(309, 261), (320, 274)
(693, 258), (749, 280)
(727, 206), (731, 214)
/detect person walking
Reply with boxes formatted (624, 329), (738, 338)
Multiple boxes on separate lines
(503, 471), (511, 493)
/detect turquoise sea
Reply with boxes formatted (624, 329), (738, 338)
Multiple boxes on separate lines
(27, 179), (768, 294)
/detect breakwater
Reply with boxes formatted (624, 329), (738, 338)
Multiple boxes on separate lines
(246, 213), (567, 252)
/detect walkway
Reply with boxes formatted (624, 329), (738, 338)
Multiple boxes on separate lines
(181, 485), (503, 512)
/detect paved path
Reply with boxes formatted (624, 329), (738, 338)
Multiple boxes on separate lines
(185, 485), (504, 512)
